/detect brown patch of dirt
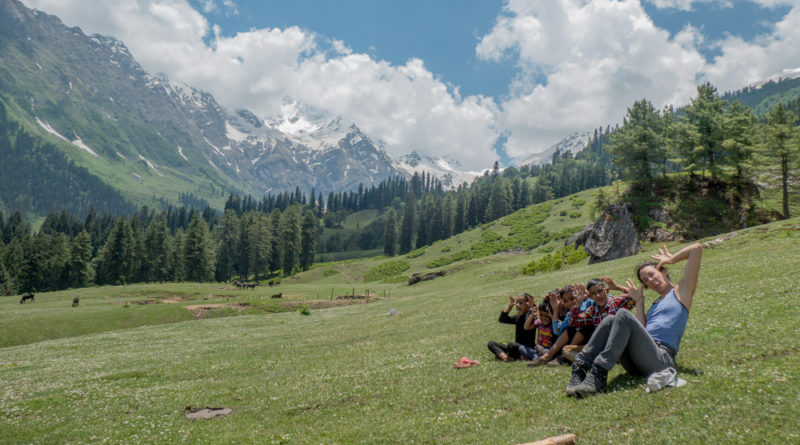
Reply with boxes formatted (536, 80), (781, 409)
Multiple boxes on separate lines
(184, 303), (252, 318)
(160, 297), (184, 303)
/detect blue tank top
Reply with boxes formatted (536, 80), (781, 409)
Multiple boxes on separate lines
(646, 288), (689, 354)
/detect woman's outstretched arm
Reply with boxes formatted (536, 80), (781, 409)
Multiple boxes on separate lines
(653, 243), (703, 310)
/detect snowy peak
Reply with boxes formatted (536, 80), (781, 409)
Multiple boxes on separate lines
(516, 131), (591, 166)
(394, 151), (481, 189)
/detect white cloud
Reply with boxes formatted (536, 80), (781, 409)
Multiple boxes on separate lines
(646, 0), (732, 11)
(21, 0), (501, 170)
(478, 0), (705, 159)
(704, 4), (800, 88)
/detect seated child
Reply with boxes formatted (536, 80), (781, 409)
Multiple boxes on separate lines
(487, 293), (537, 361)
(520, 300), (555, 361)
(530, 285), (595, 366)
(567, 277), (634, 334)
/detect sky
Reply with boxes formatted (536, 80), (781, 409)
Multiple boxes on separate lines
(20, 0), (800, 170)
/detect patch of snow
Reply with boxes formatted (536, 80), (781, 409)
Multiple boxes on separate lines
(35, 63), (42, 70)
(177, 146), (189, 161)
(131, 171), (142, 180)
(203, 136), (225, 157)
(35, 117), (70, 142)
(251, 156), (261, 165)
(71, 136), (99, 157)
(137, 154), (164, 177)
(225, 122), (251, 143)
(116, 151), (127, 160)
(207, 157), (222, 172)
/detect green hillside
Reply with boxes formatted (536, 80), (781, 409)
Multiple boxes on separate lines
(2, 190), (798, 442)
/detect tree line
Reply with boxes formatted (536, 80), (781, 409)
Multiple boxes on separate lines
(606, 82), (800, 220)
(0, 203), (317, 294)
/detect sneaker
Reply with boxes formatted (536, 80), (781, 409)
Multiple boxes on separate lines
(572, 365), (608, 397)
(565, 362), (589, 397)
(547, 356), (568, 367)
(527, 356), (547, 367)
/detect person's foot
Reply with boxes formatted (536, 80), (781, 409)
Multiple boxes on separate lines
(572, 365), (608, 397)
(565, 362), (589, 397)
(527, 356), (547, 367)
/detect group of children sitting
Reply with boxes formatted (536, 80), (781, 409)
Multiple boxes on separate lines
(487, 277), (634, 367)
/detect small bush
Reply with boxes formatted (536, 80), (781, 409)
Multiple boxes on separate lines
(405, 248), (426, 259)
(364, 260), (410, 282)
(427, 257), (454, 268)
(381, 275), (409, 284)
(559, 210), (567, 216)
(298, 304), (311, 315)
(571, 198), (586, 207)
(522, 244), (588, 275)
(323, 269), (339, 277)
(441, 246), (451, 252)
(569, 211), (581, 218)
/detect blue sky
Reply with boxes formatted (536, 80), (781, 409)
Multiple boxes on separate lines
(22, 0), (800, 169)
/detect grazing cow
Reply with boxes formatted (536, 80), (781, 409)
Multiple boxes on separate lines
(72, 297), (80, 307)
(268, 280), (274, 287)
(20, 293), (34, 304)
(233, 280), (243, 289)
(244, 282), (258, 290)
(270, 293), (282, 299)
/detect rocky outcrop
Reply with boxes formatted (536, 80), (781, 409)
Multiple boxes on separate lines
(408, 270), (447, 285)
(566, 204), (641, 264)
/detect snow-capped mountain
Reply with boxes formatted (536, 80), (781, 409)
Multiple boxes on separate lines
(515, 131), (592, 166)
(393, 151), (484, 189)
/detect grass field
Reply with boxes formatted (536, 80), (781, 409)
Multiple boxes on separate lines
(1, 215), (799, 443)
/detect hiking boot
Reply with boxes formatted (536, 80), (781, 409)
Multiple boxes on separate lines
(547, 356), (568, 367)
(573, 365), (608, 397)
(565, 362), (589, 397)
(527, 356), (547, 367)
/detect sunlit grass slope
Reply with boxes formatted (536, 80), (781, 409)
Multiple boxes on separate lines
(1, 216), (798, 443)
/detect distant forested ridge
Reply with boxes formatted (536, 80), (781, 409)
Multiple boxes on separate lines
(0, 100), (135, 218)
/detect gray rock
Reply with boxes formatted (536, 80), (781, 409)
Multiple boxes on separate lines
(649, 209), (672, 224)
(408, 270), (447, 285)
(647, 227), (675, 243)
(565, 223), (594, 247)
(584, 204), (641, 264)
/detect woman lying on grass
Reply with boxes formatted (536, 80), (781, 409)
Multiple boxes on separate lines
(566, 243), (702, 397)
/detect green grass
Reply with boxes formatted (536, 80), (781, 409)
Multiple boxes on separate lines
(1, 218), (799, 443)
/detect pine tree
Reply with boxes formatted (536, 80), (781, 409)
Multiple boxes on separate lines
(96, 217), (135, 285)
(605, 99), (665, 181)
(67, 230), (92, 288)
(144, 215), (170, 282)
(299, 209), (317, 271)
(216, 209), (239, 281)
(280, 206), (301, 275)
(383, 208), (398, 256)
(399, 192), (417, 254)
(485, 176), (513, 221)
(183, 214), (215, 282)
(762, 103), (800, 219)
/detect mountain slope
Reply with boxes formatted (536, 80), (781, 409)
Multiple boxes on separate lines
(0, 0), (403, 216)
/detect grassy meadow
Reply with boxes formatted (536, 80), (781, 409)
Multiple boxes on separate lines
(1, 208), (799, 443)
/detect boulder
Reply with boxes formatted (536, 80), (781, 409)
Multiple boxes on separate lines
(647, 227), (675, 243)
(582, 204), (641, 264)
(565, 223), (594, 247)
(408, 270), (447, 285)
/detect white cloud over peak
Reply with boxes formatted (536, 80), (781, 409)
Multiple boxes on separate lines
(478, 0), (705, 159)
(21, 0), (501, 170)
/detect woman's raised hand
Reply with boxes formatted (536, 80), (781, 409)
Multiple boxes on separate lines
(625, 278), (644, 305)
(652, 245), (674, 270)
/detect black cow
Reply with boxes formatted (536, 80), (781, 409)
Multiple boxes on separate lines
(72, 297), (80, 307)
(20, 293), (34, 304)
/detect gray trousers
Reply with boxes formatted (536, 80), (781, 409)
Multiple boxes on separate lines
(574, 309), (675, 376)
